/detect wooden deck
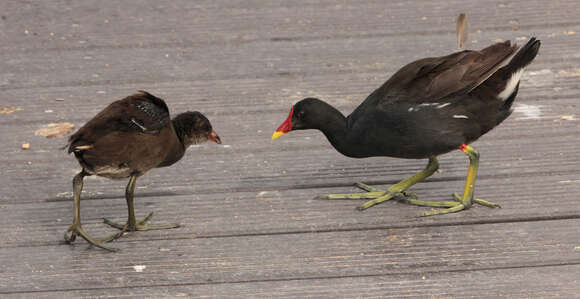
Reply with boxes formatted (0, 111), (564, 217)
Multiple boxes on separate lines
(1, 0), (579, 297)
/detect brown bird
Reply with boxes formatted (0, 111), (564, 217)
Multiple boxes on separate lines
(272, 38), (540, 216)
(65, 91), (221, 251)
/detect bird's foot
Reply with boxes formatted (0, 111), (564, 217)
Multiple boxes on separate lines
(319, 182), (401, 199)
(420, 203), (467, 217)
(415, 193), (500, 217)
(64, 223), (118, 252)
(453, 193), (501, 208)
(103, 212), (180, 237)
(318, 182), (417, 211)
(400, 198), (464, 217)
(357, 189), (417, 211)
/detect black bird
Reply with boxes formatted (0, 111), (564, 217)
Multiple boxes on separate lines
(65, 91), (221, 251)
(272, 38), (540, 216)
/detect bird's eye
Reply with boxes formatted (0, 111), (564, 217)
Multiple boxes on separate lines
(296, 110), (305, 120)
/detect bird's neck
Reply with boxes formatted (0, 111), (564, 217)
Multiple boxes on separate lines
(313, 104), (354, 157)
(172, 117), (190, 148)
(157, 119), (187, 167)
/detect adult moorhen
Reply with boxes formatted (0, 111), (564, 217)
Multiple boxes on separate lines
(272, 37), (540, 216)
(65, 91), (221, 251)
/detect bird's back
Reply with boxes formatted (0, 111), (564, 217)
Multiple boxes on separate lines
(344, 38), (540, 158)
(68, 91), (182, 178)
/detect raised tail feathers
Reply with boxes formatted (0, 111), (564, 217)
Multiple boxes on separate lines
(502, 37), (541, 74)
(495, 37), (541, 102)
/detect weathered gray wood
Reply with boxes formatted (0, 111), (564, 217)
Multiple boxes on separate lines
(1, 94), (579, 205)
(1, 172), (579, 248)
(1, 219), (579, 294)
(1, 0), (579, 296)
(6, 265), (580, 298)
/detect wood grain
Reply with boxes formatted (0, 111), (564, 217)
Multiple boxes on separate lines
(1, 0), (579, 296)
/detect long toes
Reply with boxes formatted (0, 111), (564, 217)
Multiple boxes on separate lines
(103, 218), (126, 230)
(135, 223), (180, 231)
(401, 191), (417, 199)
(356, 205), (367, 211)
(64, 225), (119, 251)
(420, 204), (466, 217)
(390, 191), (417, 202)
(137, 212), (154, 226)
(88, 242), (119, 252)
(321, 191), (386, 200)
(98, 231), (125, 243)
(355, 182), (381, 192)
(453, 193), (501, 208)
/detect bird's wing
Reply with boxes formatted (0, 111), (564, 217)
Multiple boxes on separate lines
(129, 90), (171, 133)
(347, 41), (518, 126)
(67, 91), (171, 153)
(384, 41), (518, 104)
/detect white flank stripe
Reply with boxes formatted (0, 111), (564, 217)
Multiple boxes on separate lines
(131, 118), (147, 131)
(436, 103), (451, 109)
(453, 115), (469, 119)
(498, 68), (524, 100)
(418, 102), (439, 107)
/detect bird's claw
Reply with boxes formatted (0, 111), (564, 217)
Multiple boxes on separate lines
(63, 223), (119, 252)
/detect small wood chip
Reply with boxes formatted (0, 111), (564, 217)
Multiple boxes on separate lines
(558, 70), (580, 77)
(55, 98), (65, 102)
(456, 13), (468, 49)
(21, 143), (30, 150)
(34, 122), (75, 138)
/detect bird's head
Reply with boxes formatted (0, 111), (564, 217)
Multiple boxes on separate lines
(173, 111), (221, 146)
(271, 98), (326, 140)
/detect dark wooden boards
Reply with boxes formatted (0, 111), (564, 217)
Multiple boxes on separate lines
(5, 265), (579, 299)
(1, 0), (579, 297)
(1, 219), (579, 295)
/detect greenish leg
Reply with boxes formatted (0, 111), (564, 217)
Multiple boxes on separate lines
(321, 148), (500, 216)
(103, 175), (180, 238)
(320, 157), (439, 210)
(420, 145), (499, 217)
(320, 181), (387, 200)
(453, 193), (501, 208)
(64, 171), (118, 252)
(357, 157), (439, 210)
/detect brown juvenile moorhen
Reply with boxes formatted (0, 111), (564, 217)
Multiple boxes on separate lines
(65, 91), (221, 251)
(272, 37), (540, 216)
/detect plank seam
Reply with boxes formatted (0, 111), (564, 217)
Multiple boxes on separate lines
(2, 260), (579, 295)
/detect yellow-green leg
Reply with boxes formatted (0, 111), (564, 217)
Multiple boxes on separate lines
(321, 157), (440, 210)
(420, 145), (500, 216)
(321, 145), (500, 216)
(64, 171), (118, 252)
(102, 175), (179, 240)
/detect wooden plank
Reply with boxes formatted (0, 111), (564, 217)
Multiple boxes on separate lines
(1, 84), (578, 205)
(0, 27), (577, 92)
(1, 0), (579, 53)
(1, 113), (578, 210)
(4, 264), (579, 298)
(1, 0), (579, 297)
(0, 219), (579, 294)
(1, 172), (579, 248)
